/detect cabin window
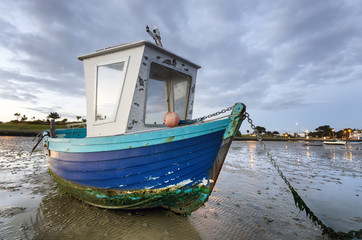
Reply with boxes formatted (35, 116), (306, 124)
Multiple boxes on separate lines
(145, 62), (191, 125)
(95, 59), (128, 123)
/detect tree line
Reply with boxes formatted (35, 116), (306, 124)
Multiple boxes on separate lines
(7, 112), (86, 125)
(307, 125), (355, 139)
(237, 125), (357, 139)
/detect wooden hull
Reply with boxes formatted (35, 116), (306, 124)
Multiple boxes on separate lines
(43, 103), (245, 214)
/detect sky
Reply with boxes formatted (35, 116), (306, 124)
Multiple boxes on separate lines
(0, 0), (361, 133)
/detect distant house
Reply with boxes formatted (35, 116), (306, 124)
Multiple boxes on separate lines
(351, 131), (362, 140)
(298, 132), (306, 138)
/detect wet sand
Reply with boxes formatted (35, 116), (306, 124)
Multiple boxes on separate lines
(1, 137), (361, 239)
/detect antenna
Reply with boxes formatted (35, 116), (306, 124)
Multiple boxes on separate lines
(146, 25), (163, 47)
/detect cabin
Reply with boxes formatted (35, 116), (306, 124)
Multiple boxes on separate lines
(78, 41), (200, 137)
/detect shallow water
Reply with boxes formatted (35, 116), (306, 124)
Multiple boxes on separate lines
(0, 137), (361, 239)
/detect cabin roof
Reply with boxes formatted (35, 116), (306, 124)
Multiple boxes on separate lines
(77, 40), (201, 69)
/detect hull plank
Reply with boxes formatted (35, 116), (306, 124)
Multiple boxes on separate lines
(48, 119), (229, 153)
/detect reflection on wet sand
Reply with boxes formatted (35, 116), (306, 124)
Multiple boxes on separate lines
(247, 141), (256, 169)
(306, 146), (310, 159)
(32, 192), (201, 240)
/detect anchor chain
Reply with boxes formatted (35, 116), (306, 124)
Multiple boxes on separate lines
(195, 106), (233, 122)
(244, 111), (361, 239)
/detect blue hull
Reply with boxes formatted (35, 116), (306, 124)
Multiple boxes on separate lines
(43, 103), (245, 214)
(49, 130), (224, 190)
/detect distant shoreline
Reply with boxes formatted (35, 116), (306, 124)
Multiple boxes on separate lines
(1, 129), (358, 142)
(0, 130), (327, 141)
(234, 137), (362, 142)
(234, 136), (313, 141)
(0, 122), (68, 136)
(0, 129), (41, 137)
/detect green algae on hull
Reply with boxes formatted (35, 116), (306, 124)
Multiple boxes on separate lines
(49, 169), (212, 215)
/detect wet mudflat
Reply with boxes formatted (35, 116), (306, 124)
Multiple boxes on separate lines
(0, 137), (361, 239)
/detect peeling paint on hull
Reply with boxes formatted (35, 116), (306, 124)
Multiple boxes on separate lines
(44, 103), (246, 214)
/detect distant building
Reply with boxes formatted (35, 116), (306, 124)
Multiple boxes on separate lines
(298, 132), (306, 138)
(351, 130), (362, 140)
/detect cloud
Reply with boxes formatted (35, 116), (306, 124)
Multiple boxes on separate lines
(0, 89), (38, 104)
(0, 0), (361, 129)
(0, 68), (84, 97)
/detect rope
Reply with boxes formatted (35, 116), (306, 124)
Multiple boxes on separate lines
(30, 131), (48, 155)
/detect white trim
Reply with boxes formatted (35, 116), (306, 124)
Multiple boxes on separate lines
(78, 40), (201, 69)
(93, 56), (130, 126)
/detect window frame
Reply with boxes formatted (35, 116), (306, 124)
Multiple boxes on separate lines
(144, 61), (192, 126)
(93, 56), (129, 126)
(171, 76), (191, 120)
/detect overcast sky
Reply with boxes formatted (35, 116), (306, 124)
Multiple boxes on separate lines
(0, 0), (361, 133)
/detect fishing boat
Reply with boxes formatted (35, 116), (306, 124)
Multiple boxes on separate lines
(347, 141), (362, 145)
(323, 140), (347, 145)
(42, 30), (246, 214)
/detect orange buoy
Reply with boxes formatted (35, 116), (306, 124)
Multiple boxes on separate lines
(164, 112), (180, 127)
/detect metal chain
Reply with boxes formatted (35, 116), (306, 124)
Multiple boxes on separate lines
(244, 111), (361, 239)
(195, 106), (233, 122)
(244, 112), (283, 177)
